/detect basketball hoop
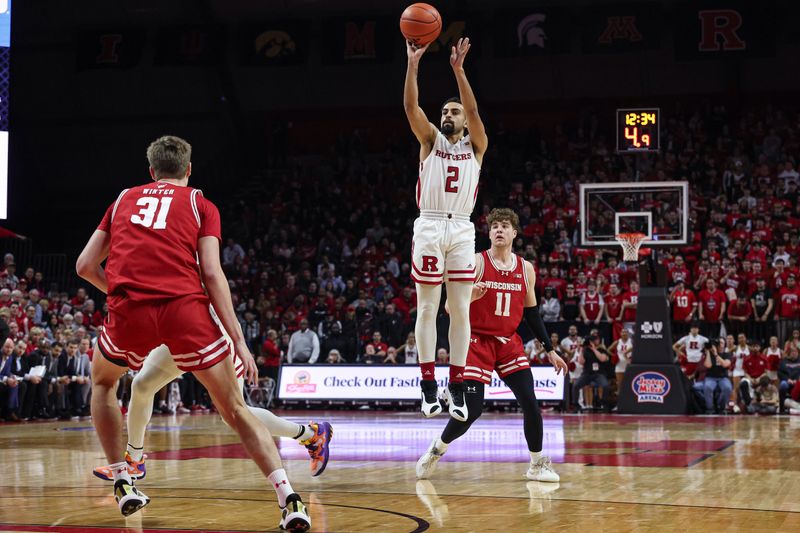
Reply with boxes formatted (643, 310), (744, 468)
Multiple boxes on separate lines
(616, 232), (648, 262)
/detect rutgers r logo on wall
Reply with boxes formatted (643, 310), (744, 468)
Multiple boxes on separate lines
(697, 10), (747, 52)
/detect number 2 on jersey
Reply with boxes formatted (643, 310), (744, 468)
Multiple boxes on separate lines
(131, 197), (173, 230)
(494, 292), (511, 317)
(445, 166), (459, 193)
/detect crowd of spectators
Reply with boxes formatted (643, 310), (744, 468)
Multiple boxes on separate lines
(3, 101), (800, 420)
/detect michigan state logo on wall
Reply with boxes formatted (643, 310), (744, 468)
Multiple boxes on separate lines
(631, 371), (671, 403)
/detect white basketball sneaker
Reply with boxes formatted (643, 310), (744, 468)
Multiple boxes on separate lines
(526, 456), (560, 482)
(416, 438), (446, 479)
(420, 380), (443, 418)
(784, 398), (800, 411)
(443, 382), (468, 422)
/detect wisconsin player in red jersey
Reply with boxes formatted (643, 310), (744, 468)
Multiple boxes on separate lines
(405, 38), (488, 422)
(76, 137), (311, 531)
(415, 209), (568, 483)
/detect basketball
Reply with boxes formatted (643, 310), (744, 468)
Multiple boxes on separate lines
(400, 3), (442, 47)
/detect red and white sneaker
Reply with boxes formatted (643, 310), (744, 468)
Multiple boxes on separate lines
(93, 452), (147, 481)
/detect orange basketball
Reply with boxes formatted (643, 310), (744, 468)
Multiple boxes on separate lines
(400, 3), (442, 47)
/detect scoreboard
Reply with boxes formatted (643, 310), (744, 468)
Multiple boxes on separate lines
(616, 108), (660, 153)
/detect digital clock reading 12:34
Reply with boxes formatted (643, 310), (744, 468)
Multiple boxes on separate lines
(616, 108), (660, 153)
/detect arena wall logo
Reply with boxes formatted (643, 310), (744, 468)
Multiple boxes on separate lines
(631, 372), (671, 403)
(286, 370), (317, 393)
(517, 14), (547, 48)
(640, 320), (664, 339)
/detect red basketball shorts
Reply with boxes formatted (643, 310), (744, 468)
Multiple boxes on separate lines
(99, 293), (230, 372)
(464, 332), (530, 384)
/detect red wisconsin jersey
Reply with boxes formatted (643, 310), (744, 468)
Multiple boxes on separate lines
(98, 182), (221, 304)
(470, 251), (528, 337)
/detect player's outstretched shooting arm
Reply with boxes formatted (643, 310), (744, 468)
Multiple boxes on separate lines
(449, 37), (487, 162)
(404, 41), (437, 158)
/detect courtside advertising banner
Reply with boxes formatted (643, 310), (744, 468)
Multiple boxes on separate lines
(278, 364), (565, 401)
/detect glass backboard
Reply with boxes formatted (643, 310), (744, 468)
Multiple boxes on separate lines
(579, 181), (689, 247)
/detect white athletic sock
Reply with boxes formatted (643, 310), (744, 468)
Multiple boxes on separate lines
(530, 451), (542, 463)
(111, 461), (132, 484)
(445, 282), (472, 367)
(415, 283), (443, 364)
(247, 406), (311, 440)
(294, 423), (315, 442)
(434, 438), (449, 454)
(126, 443), (144, 462)
(126, 349), (183, 450)
(268, 468), (294, 507)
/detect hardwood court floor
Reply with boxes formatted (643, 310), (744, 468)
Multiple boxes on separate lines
(1, 410), (800, 532)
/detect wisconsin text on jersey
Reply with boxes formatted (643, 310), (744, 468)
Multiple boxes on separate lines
(483, 281), (523, 292)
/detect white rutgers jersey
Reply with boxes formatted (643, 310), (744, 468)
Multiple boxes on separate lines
(417, 132), (480, 215)
(678, 334), (708, 363)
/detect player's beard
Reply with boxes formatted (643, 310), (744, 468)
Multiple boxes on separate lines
(441, 122), (455, 135)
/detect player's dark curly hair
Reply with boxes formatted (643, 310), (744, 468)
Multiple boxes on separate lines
(486, 208), (520, 232)
(441, 96), (461, 112)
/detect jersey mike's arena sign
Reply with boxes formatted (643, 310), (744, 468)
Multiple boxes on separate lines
(278, 365), (565, 401)
(631, 371), (671, 403)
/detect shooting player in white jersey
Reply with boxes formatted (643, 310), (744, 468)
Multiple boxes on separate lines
(404, 37), (488, 421)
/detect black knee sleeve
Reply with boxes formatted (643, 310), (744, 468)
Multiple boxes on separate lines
(441, 380), (485, 444)
(502, 370), (544, 452)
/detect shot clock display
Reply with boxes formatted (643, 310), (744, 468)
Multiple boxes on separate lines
(616, 108), (660, 153)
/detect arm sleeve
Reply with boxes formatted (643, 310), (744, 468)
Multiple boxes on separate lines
(523, 306), (554, 351)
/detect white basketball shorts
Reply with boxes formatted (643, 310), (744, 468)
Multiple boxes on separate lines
(411, 211), (475, 285)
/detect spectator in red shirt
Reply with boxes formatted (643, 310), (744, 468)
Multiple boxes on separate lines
(770, 260), (790, 292)
(745, 239), (769, 268)
(670, 281), (697, 339)
(620, 280), (639, 331)
(391, 286), (417, 324)
(259, 329), (281, 382)
(776, 275), (800, 343)
(366, 331), (388, 360)
(579, 280), (604, 327)
(698, 278), (727, 338)
(668, 255), (691, 286)
(727, 290), (752, 339)
(542, 266), (567, 299)
(601, 257), (624, 287)
(604, 283), (625, 340)
(69, 287), (88, 311)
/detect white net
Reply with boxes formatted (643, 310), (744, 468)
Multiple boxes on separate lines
(616, 233), (647, 262)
